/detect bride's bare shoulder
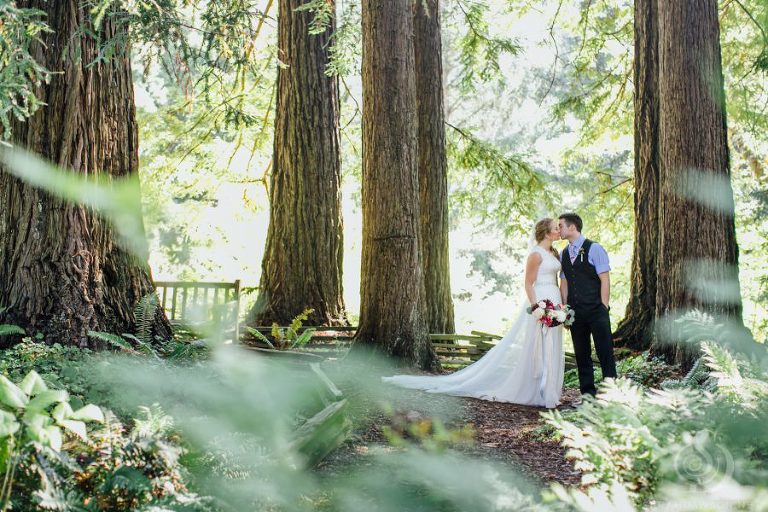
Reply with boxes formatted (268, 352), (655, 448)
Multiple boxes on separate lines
(526, 248), (543, 262)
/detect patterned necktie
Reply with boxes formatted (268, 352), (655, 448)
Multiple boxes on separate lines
(570, 244), (577, 264)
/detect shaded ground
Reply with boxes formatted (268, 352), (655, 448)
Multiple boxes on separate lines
(316, 364), (582, 488)
(463, 390), (581, 485)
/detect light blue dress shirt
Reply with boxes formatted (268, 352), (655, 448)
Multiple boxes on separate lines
(560, 235), (611, 278)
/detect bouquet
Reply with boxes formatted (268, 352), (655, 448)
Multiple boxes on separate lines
(526, 299), (575, 328)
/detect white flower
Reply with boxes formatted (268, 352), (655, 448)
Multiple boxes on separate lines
(553, 310), (567, 322)
(537, 301), (546, 309)
(533, 308), (546, 320)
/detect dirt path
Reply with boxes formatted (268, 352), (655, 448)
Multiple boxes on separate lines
(463, 389), (582, 485)
(317, 379), (582, 487)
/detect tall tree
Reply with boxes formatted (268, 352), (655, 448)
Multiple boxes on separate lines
(249, 0), (347, 327)
(613, 0), (659, 351)
(651, 0), (743, 367)
(354, 0), (438, 370)
(0, 0), (170, 346)
(414, 0), (455, 335)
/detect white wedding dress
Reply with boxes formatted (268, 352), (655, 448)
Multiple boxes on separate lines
(383, 245), (565, 408)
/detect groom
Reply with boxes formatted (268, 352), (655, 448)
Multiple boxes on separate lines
(558, 213), (617, 397)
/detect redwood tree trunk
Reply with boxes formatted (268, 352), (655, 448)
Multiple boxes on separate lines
(353, 0), (438, 370)
(248, 0), (347, 327)
(0, 0), (170, 347)
(613, 0), (659, 351)
(414, 0), (455, 335)
(651, 0), (742, 367)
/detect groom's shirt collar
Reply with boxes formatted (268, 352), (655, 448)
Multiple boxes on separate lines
(570, 234), (586, 249)
(562, 234), (611, 275)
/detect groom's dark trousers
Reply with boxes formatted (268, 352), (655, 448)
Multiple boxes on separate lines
(561, 239), (617, 396)
(571, 304), (616, 396)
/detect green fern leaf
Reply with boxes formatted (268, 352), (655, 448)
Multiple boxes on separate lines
(88, 331), (133, 352)
(245, 327), (275, 349)
(134, 293), (159, 346)
(0, 324), (25, 336)
(289, 328), (316, 350)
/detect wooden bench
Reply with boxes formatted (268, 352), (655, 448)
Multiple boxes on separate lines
(154, 280), (241, 340)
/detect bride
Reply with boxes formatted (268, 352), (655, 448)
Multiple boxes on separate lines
(382, 218), (565, 408)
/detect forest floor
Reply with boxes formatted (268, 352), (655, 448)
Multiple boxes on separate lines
(317, 364), (582, 488)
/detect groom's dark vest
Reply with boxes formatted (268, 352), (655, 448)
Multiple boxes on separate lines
(561, 239), (601, 307)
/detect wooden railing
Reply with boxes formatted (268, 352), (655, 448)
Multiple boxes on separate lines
(263, 327), (594, 369)
(154, 280), (241, 340)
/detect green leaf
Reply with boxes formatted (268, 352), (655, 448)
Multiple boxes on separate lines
(290, 328), (316, 350)
(51, 402), (74, 422)
(59, 419), (87, 440)
(108, 466), (152, 492)
(19, 370), (48, 395)
(0, 324), (25, 336)
(88, 331), (133, 351)
(44, 425), (63, 451)
(0, 374), (29, 409)
(245, 326), (275, 349)
(0, 410), (20, 437)
(26, 389), (69, 412)
(24, 411), (48, 440)
(70, 404), (104, 423)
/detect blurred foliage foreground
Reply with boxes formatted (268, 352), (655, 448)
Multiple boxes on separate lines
(0, 310), (766, 512)
(1, 143), (767, 511)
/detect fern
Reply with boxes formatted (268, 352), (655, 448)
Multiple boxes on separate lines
(250, 309), (315, 350)
(122, 333), (158, 357)
(88, 331), (134, 352)
(702, 341), (768, 406)
(701, 341), (741, 387)
(134, 293), (159, 346)
(289, 328), (316, 350)
(34, 483), (86, 511)
(245, 327), (275, 349)
(0, 324), (25, 336)
(133, 404), (174, 438)
(661, 356), (713, 391)
(289, 308), (314, 333)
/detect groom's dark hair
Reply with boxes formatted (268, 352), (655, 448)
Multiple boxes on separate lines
(559, 213), (583, 232)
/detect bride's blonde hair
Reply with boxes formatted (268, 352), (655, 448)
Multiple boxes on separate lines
(534, 218), (559, 259)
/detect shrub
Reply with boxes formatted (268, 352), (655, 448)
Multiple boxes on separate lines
(545, 329), (768, 510)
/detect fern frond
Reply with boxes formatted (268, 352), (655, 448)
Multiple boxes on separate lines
(134, 293), (159, 346)
(289, 308), (314, 333)
(133, 404), (174, 438)
(245, 327), (275, 349)
(701, 341), (740, 382)
(289, 328), (316, 350)
(0, 324), (25, 336)
(123, 333), (158, 357)
(88, 331), (134, 352)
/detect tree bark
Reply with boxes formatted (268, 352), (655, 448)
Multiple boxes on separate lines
(414, 0), (455, 335)
(651, 0), (743, 367)
(613, 0), (659, 351)
(353, 0), (438, 370)
(0, 0), (170, 347)
(248, 0), (347, 327)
